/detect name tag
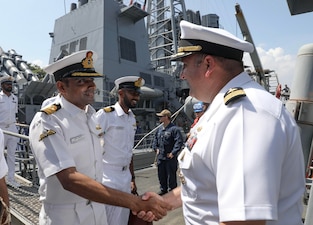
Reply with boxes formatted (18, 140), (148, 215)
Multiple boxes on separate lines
(70, 134), (84, 144)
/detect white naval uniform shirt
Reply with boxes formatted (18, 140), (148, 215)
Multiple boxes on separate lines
(0, 91), (18, 126)
(95, 102), (136, 190)
(0, 129), (8, 179)
(29, 97), (104, 203)
(179, 72), (305, 225)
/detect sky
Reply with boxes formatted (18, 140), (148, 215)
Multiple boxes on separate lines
(1, 0), (313, 87)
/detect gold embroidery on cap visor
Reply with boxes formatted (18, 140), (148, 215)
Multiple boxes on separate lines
(171, 45), (202, 60)
(178, 45), (202, 53)
(71, 72), (102, 77)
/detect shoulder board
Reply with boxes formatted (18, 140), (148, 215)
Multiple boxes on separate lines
(103, 106), (115, 113)
(224, 87), (246, 105)
(41, 104), (62, 115)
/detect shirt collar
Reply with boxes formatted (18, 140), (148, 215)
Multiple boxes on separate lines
(114, 102), (133, 117)
(60, 96), (95, 117)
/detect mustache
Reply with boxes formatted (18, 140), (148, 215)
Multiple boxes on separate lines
(85, 88), (100, 95)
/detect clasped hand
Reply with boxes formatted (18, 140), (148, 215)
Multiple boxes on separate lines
(131, 192), (171, 222)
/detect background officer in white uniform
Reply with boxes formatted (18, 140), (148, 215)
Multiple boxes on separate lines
(95, 76), (144, 225)
(142, 20), (305, 225)
(0, 75), (20, 187)
(29, 50), (169, 225)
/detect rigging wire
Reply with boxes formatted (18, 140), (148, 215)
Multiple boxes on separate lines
(133, 96), (193, 150)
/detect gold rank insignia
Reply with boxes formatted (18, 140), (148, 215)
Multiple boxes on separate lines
(103, 106), (115, 112)
(197, 126), (202, 133)
(81, 51), (94, 69)
(178, 169), (186, 185)
(134, 77), (143, 87)
(96, 125), (101, 130)
(39, 130), (56, 141)
(41, 104), (61, 115)
(224, 87), (246, 105)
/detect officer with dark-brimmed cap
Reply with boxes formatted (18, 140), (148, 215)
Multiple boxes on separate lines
(171, 20), (254, 61)
(95, 75), (145, 225)
(0, 75), (20, 188)
(29, 51), (169, 225)
(141, 21), (305, 225)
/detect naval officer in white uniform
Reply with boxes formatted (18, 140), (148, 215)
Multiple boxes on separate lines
(29, 50), (169, 225)
(141, 20), (305, 225)
(0, 76), (20, 187)
(95, 76), (144, 225)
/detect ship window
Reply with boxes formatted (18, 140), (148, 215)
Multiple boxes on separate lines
(139, 72), (151, 85)
(154, 76), (165, 87)
(69, 41), (78, 54)
(60, 44), (69, 53)
(119, 36), (137, 62)
(79, 37), (87, 50)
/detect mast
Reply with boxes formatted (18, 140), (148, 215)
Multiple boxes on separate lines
(235, 3), (269, 91)
(146, 0), (187, 75)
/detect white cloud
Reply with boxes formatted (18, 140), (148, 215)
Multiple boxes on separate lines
(243, 46), (296, 88)
(30, 59), (47, 68)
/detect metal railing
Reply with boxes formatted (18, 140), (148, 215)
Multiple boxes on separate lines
(2, 124), (38, 186)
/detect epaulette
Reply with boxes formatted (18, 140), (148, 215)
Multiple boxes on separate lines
(103, 106), (115, 113)
(41, 104), (62, 115)
(224, 87), (246, 105)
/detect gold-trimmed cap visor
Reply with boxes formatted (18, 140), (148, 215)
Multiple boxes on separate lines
(171, 20), (254, 61)
(44, 50), (103, 81)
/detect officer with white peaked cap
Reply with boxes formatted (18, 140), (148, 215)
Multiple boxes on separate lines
(0, 76), (15, 85)
(44, 50), (102, 81)
(0, 75), (20, 187)
(147, 21), (305, 225)
(171, 20), (254, 61)
(115, 75), (145, 92)
(95, 75), (145, 225)
(30, 51), (169, 225)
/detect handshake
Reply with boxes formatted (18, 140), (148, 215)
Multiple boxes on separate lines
(130, 187), (181, 222)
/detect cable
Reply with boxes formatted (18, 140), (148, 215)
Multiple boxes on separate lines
(133, 96), (193, 149)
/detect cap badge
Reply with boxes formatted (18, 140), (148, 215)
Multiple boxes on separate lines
(134, 78), (143, 88)
(81, 51), (94, 69)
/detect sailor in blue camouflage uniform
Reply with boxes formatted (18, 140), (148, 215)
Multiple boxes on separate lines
(95, 76), (145, 225)
(141, 20), (305, 225)
(29, 51), (169, 225)
(152, 109), (183, 196)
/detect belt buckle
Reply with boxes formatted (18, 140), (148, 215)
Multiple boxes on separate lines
(122, 166), (127, 171)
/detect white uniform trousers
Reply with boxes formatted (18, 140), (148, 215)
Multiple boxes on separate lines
(1, 124), (18, 181)
(103, 166), (131, 225)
